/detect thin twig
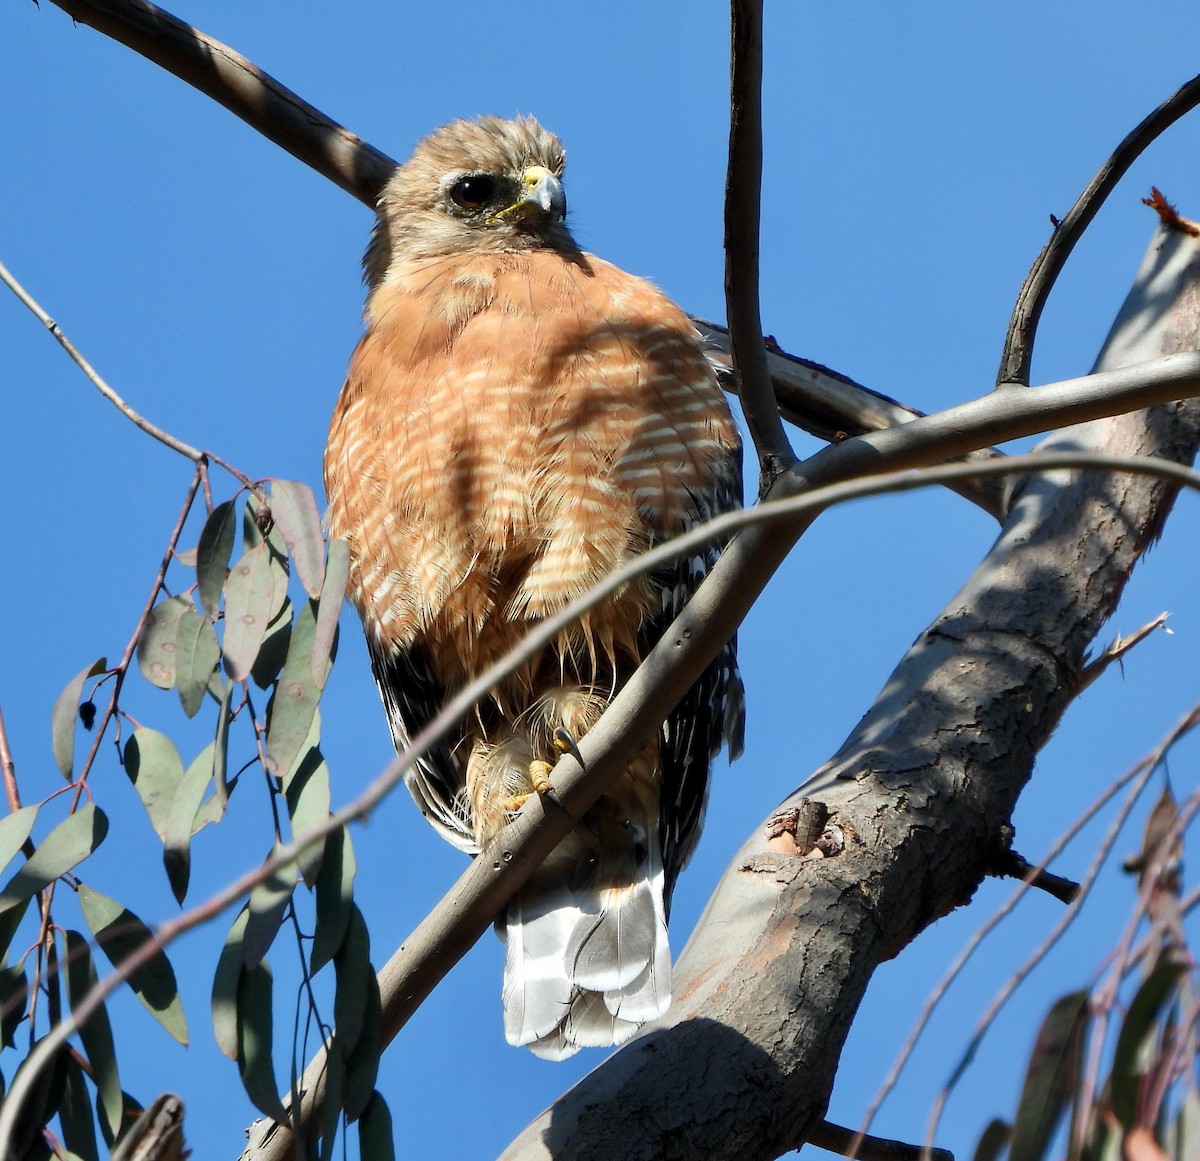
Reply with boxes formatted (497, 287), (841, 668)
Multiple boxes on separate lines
(1078, 612), (1171, 691)
(0, 703), (22, 814)
(0, 258), (250, 486)
(724, 0), (795, 486)
(997, 73), (1200, 387)
(991, 851), (1082, 905)
(808, 1119), (952, 1161)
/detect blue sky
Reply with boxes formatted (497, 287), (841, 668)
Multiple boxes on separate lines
(3, 3), (1200, 1157)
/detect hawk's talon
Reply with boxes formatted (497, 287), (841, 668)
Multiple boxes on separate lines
(552, 727), (585, 769)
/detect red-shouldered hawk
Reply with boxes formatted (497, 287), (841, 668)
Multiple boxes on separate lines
(324, 116), (743, 1059)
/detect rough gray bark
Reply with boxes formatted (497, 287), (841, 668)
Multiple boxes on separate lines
(499, 224), (1200, 1160)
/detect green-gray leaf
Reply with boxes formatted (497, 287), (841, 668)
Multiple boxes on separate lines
(311, 539), (348, 691)
(0, 805), (108, 913)
(223, 542), (277, 683)
(123, 728), (185, 847)
(78, 885), (188, 1046)
(358, 1092), (395, 1161)
(341, 969), (381, 1123)
(243, 848), (296, 971)
(51, 659), (107, 778)
(236, 959), (286, 1121)
(266, 601), (321, 781)
(268, 479), (325, 600)
(137, 598), (192, 690)
(212, 905), (249, 1061)
(1009, 990), (1089, 1161)
(0, 806), (39, 880)
(176, 608), (221, 718)
(284, 748), (330, 887)
(64, 931), (122, 1144)
(333, 906), (371, 1055)
(163, 741), (221, 903)
(251, 599), (293, 691)
(0, 963), (27, 1049)
(197, 500), (237, 618)
(60, 1053), (100, 1161)
(1111, 956), (1186, 1129)
(311, 826), (356, 975)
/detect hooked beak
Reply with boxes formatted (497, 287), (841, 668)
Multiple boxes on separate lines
(490, 165), (566, 224)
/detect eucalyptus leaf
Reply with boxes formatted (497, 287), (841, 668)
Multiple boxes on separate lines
(78, 885), (188, 1046)
(268, 479), (325, 599)
(163, 739), (222, 903)
(357, 1092), (395, 1161)
(243, 848), (297, 971)
(0, 963), (27, 1049)
(1009, 990), (1088, 1161)
(341, 968), (381, 1122)
(51, 659), (106, 779)
(223, 542), (277, 683)
(175, 609), (220, 718)
(266, 600), (321, 780)
(136, 598), (191, 690)
(284, 747), (330, 887)
(1112, 957), (1186, 1129)
(59, 1054), (99, 1161)
(63, 930), (122, 1144)
(0, 805), (108, 913)
(311, 538), (349, 691)
(212, 905), (250, 1061)
(0, 805), (39, 879)
(333, 906), (371, 1055)
(251, 599), (293, 691)
(236, 959), (286, 1121)
(123, 728), (185, 845)
(197, 499), (237, 618)
(311, 826), (356, 975)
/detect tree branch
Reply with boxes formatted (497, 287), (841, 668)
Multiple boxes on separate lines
(997, 71), (1200, 387)
(725, 0), (795, 483)
(43, 0), (396, 203)
(495, 218), (1200, 1159)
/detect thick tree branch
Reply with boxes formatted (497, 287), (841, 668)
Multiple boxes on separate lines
(44, 0), (396, 203)
(243, 351), (1200, 1158)
(499, 223), (1200, 1157)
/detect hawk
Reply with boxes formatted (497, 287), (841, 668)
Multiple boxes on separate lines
(324, 116), (744, 1059)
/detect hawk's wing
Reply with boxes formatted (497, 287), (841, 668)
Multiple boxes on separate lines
(368, 639), (477, 853)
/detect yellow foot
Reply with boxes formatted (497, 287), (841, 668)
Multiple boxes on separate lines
(529, 760), (555, 796)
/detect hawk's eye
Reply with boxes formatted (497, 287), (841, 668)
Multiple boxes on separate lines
(449, 175), (496, 211)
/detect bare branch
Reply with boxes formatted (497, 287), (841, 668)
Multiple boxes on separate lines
(0, 257), (251, 485)
(245, 437), (1200, 1161)
(997, 72), (1200, 387)
(1078, 611), (1170, 691)
(697, 319), (1007, 518)
(43, 0), (395, 205)
(725, 0), (795, 483)
(0, 702), (21, 814)
(808, 1120), (952, 1161)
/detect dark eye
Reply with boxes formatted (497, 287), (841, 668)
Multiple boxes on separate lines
(449, 175), (496, 211)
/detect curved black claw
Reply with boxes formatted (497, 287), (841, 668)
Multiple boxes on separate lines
(552, 726), (585, 770)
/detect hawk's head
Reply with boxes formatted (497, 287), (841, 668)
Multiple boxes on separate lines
(365, 116), (573, 287)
